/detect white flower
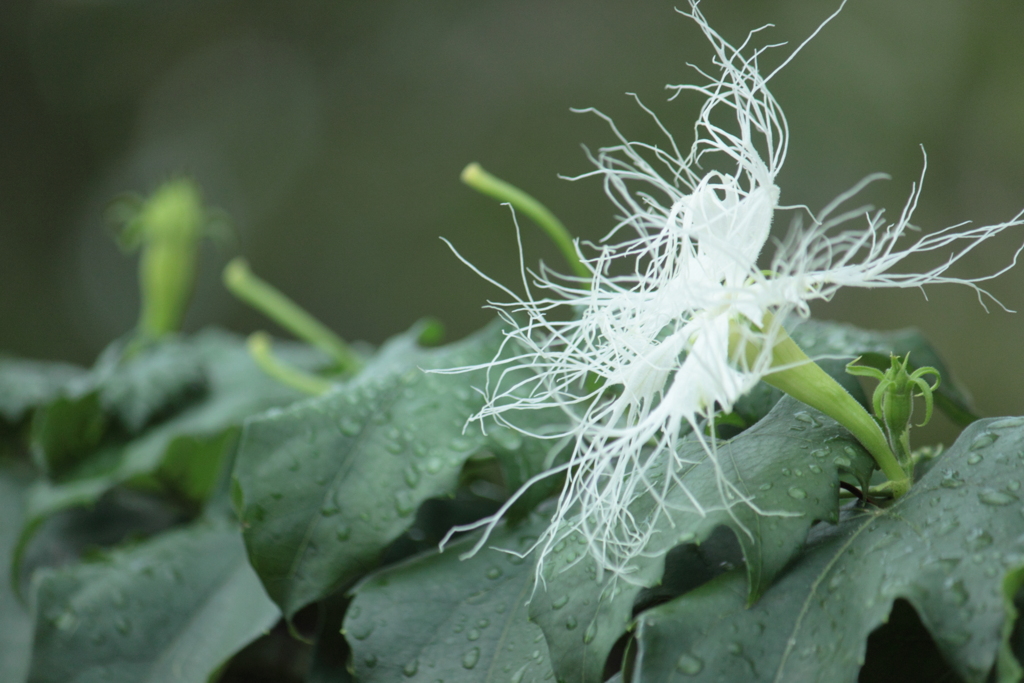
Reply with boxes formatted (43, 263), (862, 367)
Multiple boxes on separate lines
(443, 2), (1024, 581)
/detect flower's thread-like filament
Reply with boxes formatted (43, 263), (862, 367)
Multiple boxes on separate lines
(438, 1), (1024, 585)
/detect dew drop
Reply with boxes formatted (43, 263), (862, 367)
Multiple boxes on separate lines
(675, 653), (704, 675)
(395, 491), (417, 517)
(1010, 481), (1021, 492)
(336, 525), (351, 541)
(583, 622), (597, 644)
(55, 611), (77, 631)
(794, 412), (815, 425)
(780, 467), (792, 477)
(808, 464), (823, 474)
(788, 487), (807, 500)
(990, 417), (1024, 430)
(462, 647), (481, 670)
(979, 489), (1016, 506)
(940, 470), (965, 489)
(364, 654), (378, 668)
(403, 659), (419, 677)
(403, 465), (421, 488)
(970, 433), (998, 450)
(758, 482), (773, 491)
(727, 642), (743, 655)
(565, 616), (578, 630)
(811, 448), (829, 459)
(967, 453), (983, 465)
(321, 504), (340, 517)
(450, 437), (474, 452)
(486, 567), (503, 580)
(350, 622), (374, 640)
(467, 628), (481, 641)
(340, 418), (362, 437)
(833, 456), (851, 468)
(967, 528), (994, 551)
(425, 458), (443, 474)
(551, 595), (569, 610)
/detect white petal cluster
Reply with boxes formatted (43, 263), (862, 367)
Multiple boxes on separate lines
(445, 2), (1024, 581)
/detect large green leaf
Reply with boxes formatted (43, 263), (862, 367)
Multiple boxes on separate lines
(12, 330), (322, 588)
(789, 318), (977, 424)
(27, 517), (280, 683)
(0, 462), (35, 683)
(528, 397), (875, 683)
(345, 515), (554, 683)
(233, 320), (561, 619)
(630, 415), (1024, 683)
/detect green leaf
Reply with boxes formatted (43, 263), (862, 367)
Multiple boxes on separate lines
(0, 462), (36, 683)
(789, 318), (977, 425)
(12, 330), (322, 589)
(27, 517), (280, 683)
(528, 397), (875, 683)
(233, 320), (562, 620)
(630, 415), (1024, 683)
(28, 336), (209, 478)
(0, 357), (86, 425)
(345, 515), (554, 683)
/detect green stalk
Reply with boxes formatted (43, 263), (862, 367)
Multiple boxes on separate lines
(734, 316), (910, 497)
(246, 333), (333, 396)
(224, 258), (362, 373)
(461, 162), (589, 280)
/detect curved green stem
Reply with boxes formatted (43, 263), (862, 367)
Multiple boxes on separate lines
(247, 333), (334, 396)
(461, 162), (588, 280)
(224, 258), (362, 373)
(734, 317), (910, 497)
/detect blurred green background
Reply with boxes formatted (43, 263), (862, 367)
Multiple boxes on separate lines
(1, 0), (1022, 433)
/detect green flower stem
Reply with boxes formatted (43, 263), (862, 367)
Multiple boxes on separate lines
(735, 317), (910, 497)
(246, 333), (334, 396)
(461, 162), (589, 280)
(223, 258), (362, 373)
(135, 179), (205, 339)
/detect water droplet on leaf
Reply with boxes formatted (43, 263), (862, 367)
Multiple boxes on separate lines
(675, 653), (704, 675)
(979, 489), (1016, 506)
(462, 647), (480, 670)
(970, 433), (998, 451)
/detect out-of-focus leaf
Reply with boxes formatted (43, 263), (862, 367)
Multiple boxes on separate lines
(29, 337), (208, 479)
(0, 462), (35, 683)
(233, 319), (568, 620)
(0, 357), (86, 425)
(630, 415), (1024, 683)
(345, 515), (554, 683)
(12, 330), (324, 589)
(27, 517), (280, 683)
(529, 397), (875, 683)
